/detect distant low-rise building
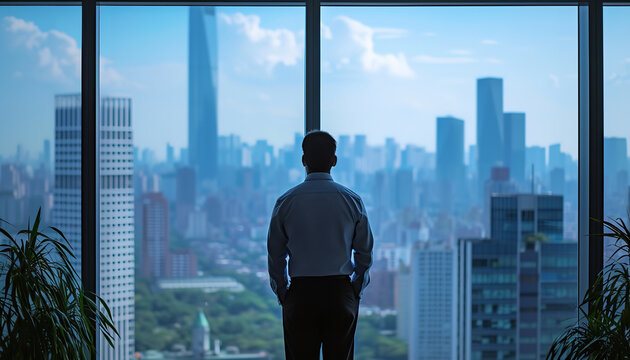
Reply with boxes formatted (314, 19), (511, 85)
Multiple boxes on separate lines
(156, 276), (244, 293)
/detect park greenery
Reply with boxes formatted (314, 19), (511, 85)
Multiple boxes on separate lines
(135, 274), (408, 360)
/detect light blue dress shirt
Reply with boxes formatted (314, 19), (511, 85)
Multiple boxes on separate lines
(267, 172), (374, 303)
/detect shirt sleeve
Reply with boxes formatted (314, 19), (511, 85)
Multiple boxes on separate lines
(267, 199), (289, 304)
(351, 199), (374, 298)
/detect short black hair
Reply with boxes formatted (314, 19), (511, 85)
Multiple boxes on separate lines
(302, 131), (336, 172)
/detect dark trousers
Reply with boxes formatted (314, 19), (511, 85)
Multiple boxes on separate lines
(282, 275), (359, 360)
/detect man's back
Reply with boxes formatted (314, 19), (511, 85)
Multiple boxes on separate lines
(274, 172), (364, 278)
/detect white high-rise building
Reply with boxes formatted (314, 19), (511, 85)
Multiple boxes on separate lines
(53, 95), (82, 272)
(54, 94), (135, 360)
(409, 244), (457, 360)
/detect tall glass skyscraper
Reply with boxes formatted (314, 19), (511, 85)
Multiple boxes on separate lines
(437, 116), (465, 213)
(504, 112), (526, 186)
(54, 94), (135, 360)
(189, 6), (219, 182)
(476, 78), (504, 199)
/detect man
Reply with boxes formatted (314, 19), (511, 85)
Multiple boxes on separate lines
(267, 130), (374, 360)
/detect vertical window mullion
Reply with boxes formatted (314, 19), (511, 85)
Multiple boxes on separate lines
(578, 0), (604, 315)
(81, 0), (99, 358)
(305, 0), (321, 133)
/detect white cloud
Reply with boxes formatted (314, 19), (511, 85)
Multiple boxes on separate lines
(99, 57), (134, 88)
(450, 49), (471, 56)
(374, 27), (407, 40)
(482, 39), (499, 45)
(220, 12), (302, 71)
(3, 15), (126, 86)
(335, 16), (414, 78)
(321, 22), (332, 40)
(413, 55), (477, 64)
(549, 73), (560, 88)
(3, 16), (80, 80)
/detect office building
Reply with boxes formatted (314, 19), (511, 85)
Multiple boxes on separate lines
(189, 6), (218, 181)
(458, 193), (575, 360)
(504, 112), (526, 186)
(166, 142), (175, 165)
(99, 96), (135, 360)
(43, 139), (51, 169)
(604, 137), (628, 196)
(142, 191), (170, 279)
(396, 267), (412, 343)
(483, 167), (518, 233)
(437, 116), (465, 213)
(385, 137), (399, 170)
(525, 146), (546, 190)
(395, 168), (414, 210)
(54, 95), (135, 360)
(176, 166), (196, 234)
(549, 144), (563, 172)
(53, 95), (82, 274)
(409, 244), (457, 360)
(170, 249), (199, 278)
(477, 77), (504, 198)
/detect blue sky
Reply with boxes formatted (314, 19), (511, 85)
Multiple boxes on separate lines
(1, 5), (628, 161)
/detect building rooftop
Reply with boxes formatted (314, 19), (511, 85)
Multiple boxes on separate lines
(156, 277), (244, 293)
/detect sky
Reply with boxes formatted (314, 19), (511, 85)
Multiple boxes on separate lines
(1, 5), (629, 161)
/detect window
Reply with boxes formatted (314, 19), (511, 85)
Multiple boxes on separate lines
(0, 2), (617, 360)
(322, 6), (578, 359)
(99, 5), (303, 358)
(603, 6), (630, 265)
(0, 6), (82, 269)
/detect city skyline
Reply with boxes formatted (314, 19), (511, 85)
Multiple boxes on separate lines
(1, 4), (629, 360)
(6, 6), (621, 159)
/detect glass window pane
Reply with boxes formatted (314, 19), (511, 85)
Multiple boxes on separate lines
(604, 6), (630, 266)
(322, 6), (578, 359)
(0, 3), (82, 353)
(99, 6), (304, 359)
(0, 7), (82, 278)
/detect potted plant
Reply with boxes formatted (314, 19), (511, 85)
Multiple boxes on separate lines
(0, 208), (118, 359)
(547, 217), (630, 359)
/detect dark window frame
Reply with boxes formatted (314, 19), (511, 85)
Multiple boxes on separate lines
(3, 0), (615, 357)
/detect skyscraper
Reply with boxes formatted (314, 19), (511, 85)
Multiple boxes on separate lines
(409, 244), (457, 360)
(176, 166), (196, 235)
(99, 96), (135, 360)
(458, 194), (575, 360)
(394, 168), (413, 210)
(437, 116), (465, 182)
(477, 78), (504, 198)
(503, 112), (526, 186)
(189, 6), (218, 182)
(166, 142), (175, 165)
(437, 116), (465, 213)
(385, 137), (399, 170)
(604, 137), (628, 196)
(525, 146), (546, 189)
(53, 95), (82, 274)
(43, 138), (51, 168)
(142, 191), (170, 279)
(54, 94), (135, 360)
(548, 143), (563, 171)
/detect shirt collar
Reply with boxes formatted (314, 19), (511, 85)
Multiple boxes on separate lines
(305, 172), (333, 181)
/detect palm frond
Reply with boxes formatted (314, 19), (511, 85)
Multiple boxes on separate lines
(0, 208), (119, 359)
